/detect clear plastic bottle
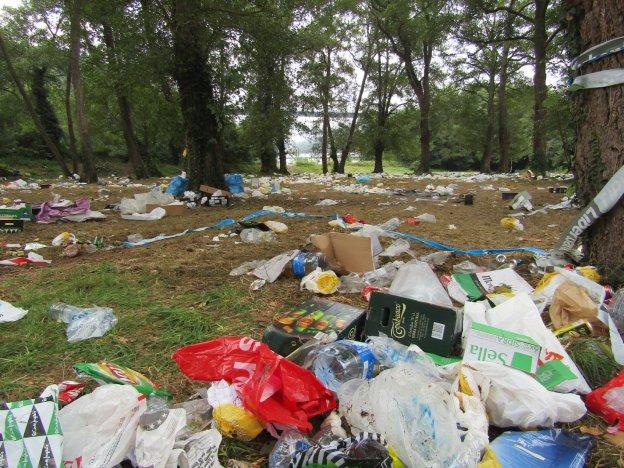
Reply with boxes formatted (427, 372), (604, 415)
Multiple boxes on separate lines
(306, 340), (378, 392)
(240, 228), (277, 243)
(49, 303), (92, 323)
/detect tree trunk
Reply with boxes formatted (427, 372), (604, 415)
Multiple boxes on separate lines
(102, 21), (150, 179)
(321, 109), (328, 174)
(481, 65), (496, 173)
(68, 0), (97, 182)
(373, 137), (384, 173)
(65, 65), (80, 174)
(498, 6), (513, 173)
(277, 134), (289, 174)
(328, 123), (339, 172)
(531, 0), (549, 175)
(171, 0), (225, 189)
(416, 43), (432, 174)
(338, 61), (370, 173)
(0, 31), (72, 177)
(565, 0), (624, 281)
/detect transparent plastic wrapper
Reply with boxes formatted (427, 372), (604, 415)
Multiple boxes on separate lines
(389, 260), (454, 308)
(316, 199), (339, 206)
(60, 384), (147, 467)
(311, 412), (348, 446)
(377, 217), (401, 230)
(300, 268), (340, 295)
(337, 262), (402, 294)
(379, 238), (411, 257)
(416, 213), (436, 223)
(240, 228), (277, 243)
(229, 259), (267, 276)
(457, 362), (586, 429)
(452, 260), (481, 274)
(268, 430), (311, 468)
(49, 302), (117, 342)
(420, 250), (452, 266)
(462, 294), (591, 394)
(366, 336), (443, 379)
(338, 363), (488, 467)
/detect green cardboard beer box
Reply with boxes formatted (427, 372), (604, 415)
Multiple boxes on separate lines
(262, 298), (366, 356)
(0, 205), (33, 221)
(464, 322), (541, 373)
(366, 292), (463, 357)
(0, 219), (24, 233)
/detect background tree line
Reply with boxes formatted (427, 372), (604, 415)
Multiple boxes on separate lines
(0, 0), (576, 188)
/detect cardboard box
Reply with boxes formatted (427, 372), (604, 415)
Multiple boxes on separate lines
(0, 205), (32, 220)
(366, 292), (462, 357)
(145, 204), (187, 216)
(199, 185), (232, 207)
(310, 232), (374, 273)
(262, 298), (366, 356)
(0, 219), (24, 233)
(464, 322), (541, 373)
(501, 192), (518, 200)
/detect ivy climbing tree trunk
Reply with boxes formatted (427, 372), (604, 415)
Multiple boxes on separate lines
(64, 66), (80, 174)
(171, 0), (225, 190)
(565, 0), (624, 281)
(67, 0), (97, 182)
(0, 31), (72, 177)
(531, 0), (549, 175)
(498, 20), (511, 173)
(276, 134), (289, 175)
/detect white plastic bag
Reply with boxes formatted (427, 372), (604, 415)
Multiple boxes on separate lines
(338, 364), (488, 467)
(462, 293), (591, 394)
(0, 300), (28, 322)
(166, 429), (223, 468)
(457, 362), (586, 429)
(121, 207), (167, 221)
(60, 384), (147, 467)
(379, 239), (412, 257)
(389, 260), (454, 308)
(135, 408), (187, 468)
(252, 250), (299, 283)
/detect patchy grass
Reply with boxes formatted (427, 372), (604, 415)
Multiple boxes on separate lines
(0, 261), (260, 401)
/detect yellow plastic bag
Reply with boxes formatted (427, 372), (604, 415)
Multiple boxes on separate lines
(213, 403), (263, 441)
(300, 268), (340, 294)
(500, 217), (523, 231)
(576, 266), (602, 283)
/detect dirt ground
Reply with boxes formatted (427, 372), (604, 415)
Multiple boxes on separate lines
(5, 173), (612, 465)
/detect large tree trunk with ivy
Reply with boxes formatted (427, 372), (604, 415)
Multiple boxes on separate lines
(32, 67), (64, 156)
(565, 0), (624, 281)
(531, 0), (549, 175)
(171, 0), (225, 190)
(64, 66), (80, 174)
(0, 31), (72, 177)
(68, 0), (97, 182)
(481, 65), (496, 173)
(277, 134), (289, 174)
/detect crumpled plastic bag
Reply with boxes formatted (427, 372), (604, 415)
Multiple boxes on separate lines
(585, 370), (624, 430)
(549, 281), (598, 329)
(338, 364), (489, 467)
(300, 268), (340, 294)
(167, 429), (223, 468)
(379, 238), (412, 257)
(462, 293), (591, 394)
(252, 250), (299, 283)
(60, 384), (147, 467)
(135, 406), (187, 468)
(389, 260), (454, 308)
(121, 206), (166, 221)
(457, 361), (586, 429)
(172, 337), (336, 432)
(62, 306), (118, 342)
(0, 299), (28, 322)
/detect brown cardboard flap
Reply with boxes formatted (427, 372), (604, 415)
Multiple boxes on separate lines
(199, 185), (233, 198)
(145, 204), (186, 216)
(311, 232), (374, 273)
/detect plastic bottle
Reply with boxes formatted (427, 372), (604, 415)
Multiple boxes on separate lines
(240, 228), (277, 243)
(49, 303), (93, 323)
(289, 252), (326, 279)
(378, 217), (401, 231)
(306, 340), (378, 392)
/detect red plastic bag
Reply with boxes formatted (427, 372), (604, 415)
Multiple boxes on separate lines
(172, 336), (336, 432)
(586, 371), (624, 429)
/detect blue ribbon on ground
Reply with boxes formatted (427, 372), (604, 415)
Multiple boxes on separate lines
(241, 209), (333, 222)
(387, 230), (546, 256)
